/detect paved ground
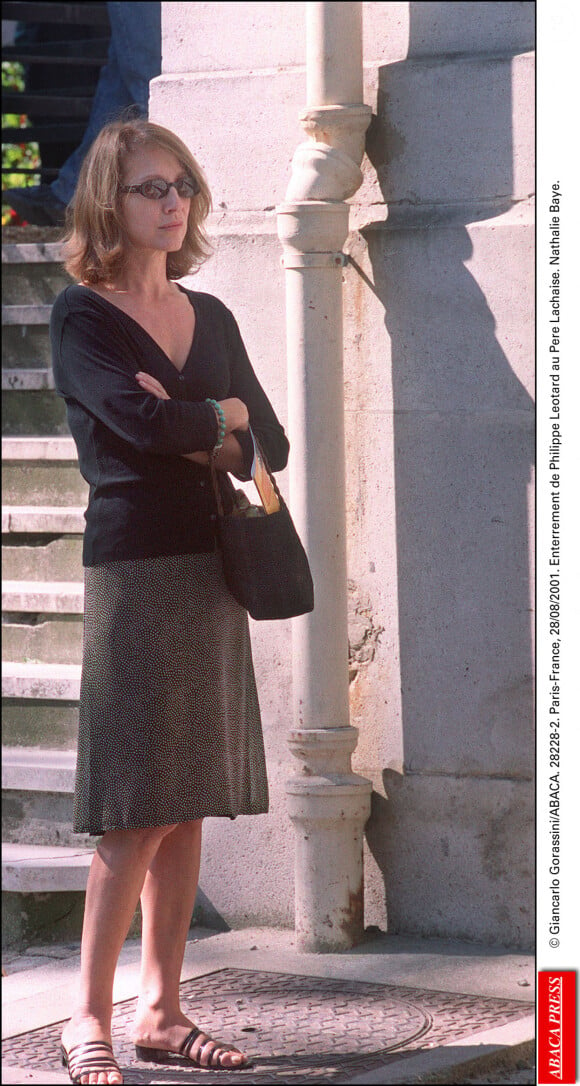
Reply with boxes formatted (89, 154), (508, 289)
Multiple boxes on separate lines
(467, 1065), (535, 1084)
(2, 926), (535, 1084)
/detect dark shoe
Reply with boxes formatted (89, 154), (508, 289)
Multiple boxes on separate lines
(135, 1025), (251, 1070)
(3, 184), (67, 226)
(60, 1039), (122, 1083)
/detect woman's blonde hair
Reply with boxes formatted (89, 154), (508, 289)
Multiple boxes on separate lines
(63, 118), (212, 284)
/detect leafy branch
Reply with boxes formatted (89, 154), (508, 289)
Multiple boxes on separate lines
(2, 61), (41, 225)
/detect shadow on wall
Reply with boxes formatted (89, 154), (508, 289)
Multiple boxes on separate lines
(359, 2), (535, 943)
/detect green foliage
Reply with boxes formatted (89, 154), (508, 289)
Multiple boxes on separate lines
(2, 60), (25, 92)
(2, 61), (41, 225)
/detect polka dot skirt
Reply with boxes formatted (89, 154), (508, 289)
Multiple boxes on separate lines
(74, 551), (268, 835)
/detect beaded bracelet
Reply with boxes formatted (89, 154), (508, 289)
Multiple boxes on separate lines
(206, 398), (226, 458)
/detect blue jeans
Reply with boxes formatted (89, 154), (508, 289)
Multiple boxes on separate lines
(52, 2), (161, 205)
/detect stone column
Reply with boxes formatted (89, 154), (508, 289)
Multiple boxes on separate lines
(277, 2), (373, 952)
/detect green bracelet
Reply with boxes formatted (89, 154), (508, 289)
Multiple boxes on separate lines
(206, 398), (226, 456)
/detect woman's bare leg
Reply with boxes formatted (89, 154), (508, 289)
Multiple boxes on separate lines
(137, 820), (203, 1021)
(133, 819), (246, 1069)
(61, 824), (177, 1085)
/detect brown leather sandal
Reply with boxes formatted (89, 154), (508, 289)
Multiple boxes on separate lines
(135, 1025), (251, 1070)
(60, 1039), (122, 1083)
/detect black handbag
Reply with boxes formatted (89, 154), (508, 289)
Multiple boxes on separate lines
(209, 435), (314, 621)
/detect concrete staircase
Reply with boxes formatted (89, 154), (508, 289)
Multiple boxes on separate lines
(2, 233), (94, 948)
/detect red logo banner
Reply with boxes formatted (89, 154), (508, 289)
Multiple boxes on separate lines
(538, 971), (577, 1084)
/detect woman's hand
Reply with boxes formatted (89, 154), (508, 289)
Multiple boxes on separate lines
(136, 375), (248, 435)
(136, 372), (170, 400)
(182, 435), (244, 472)
(135, 372), (246, 471)
(136, 371), (170, 401)
(219, 398), (250, 433)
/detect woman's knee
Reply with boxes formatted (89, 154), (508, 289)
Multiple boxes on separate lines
(100, 819), (202, 853)
(100, 822), (178, 855)
(154, 818), (203, 845)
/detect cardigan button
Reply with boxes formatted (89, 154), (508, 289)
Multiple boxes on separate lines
(177, 374), (185, 381)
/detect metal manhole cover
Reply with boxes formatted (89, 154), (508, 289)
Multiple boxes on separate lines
(2, 967), (532, 1083)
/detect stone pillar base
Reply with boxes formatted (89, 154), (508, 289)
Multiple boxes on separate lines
(286, 762), (372, 952)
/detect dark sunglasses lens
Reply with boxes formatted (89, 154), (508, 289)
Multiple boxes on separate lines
(141, 179), (168, 199)
(176, 178), (199, 197)
(134, 177), (199, 199)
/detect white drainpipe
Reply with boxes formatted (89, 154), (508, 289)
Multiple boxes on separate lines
(277, 2), (373, 952)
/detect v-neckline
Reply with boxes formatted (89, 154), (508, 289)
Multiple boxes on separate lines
(79, 283), (198, 374)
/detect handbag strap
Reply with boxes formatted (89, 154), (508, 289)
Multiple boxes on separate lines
(209, 428), (285, 516)
(209, 454), (225, 517)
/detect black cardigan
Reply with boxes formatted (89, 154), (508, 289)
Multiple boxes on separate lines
(50, 284), (289, 566)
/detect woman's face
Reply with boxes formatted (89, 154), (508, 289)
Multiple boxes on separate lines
(119, 144), (192, 256)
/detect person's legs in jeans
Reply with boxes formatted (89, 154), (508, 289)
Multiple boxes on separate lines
(52, 1), (161, 205)
(4, 2), (160, 222)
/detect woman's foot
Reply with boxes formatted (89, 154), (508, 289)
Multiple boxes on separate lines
(61, 1017), (123, 1085)
(133, 1008), (249, 1070)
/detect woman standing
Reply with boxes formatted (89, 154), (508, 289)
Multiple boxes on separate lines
(51, 118), (289, 1084)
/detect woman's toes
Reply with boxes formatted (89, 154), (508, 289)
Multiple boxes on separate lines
(222, 1049), (245, 1068)
(81, 1068), (122, 1085)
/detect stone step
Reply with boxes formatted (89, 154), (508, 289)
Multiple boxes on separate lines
(2, 748), (87, 849)
(3, 839), (92, 949)
(3, 499), (85, 585)
(2, 583), (84, 664)
(4, 37), (110, 65)
(2, 701), (79, 752)
(3, 90), (93, 118)
(2, 843), (92, 893)
(2, 369), (55, 391)
(2, 241), (66, 266)
(2, 239), (70, 382)
(2, 505), (86, 534)
(3, 620), (83, 665)
(1, 1), (110, 27)
(1, 265), (70, 306)
(2, 435), (76, 458)
(2, 622), (83, 665)
(2, 663), (81, 751)
(2, 747), (77, 793)
(2, 536), (84, 583)
(2, 662), (81, 702)
(2, 437), (86, 505)
(2, 389), (68, 435)
(3, 581), (84, 612)
(2, 305), (53, 326)
(2, 435), (76, 459)
(1, 272), (65, 428)
(3, 325), (52, 368)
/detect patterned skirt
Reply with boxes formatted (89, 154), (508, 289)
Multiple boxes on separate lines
(74, 550), (268, 835)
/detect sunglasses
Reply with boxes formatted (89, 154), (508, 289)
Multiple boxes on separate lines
(119, 176), (200, 200)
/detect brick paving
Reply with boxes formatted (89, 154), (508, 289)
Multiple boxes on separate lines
(2, 967), (532, 1084)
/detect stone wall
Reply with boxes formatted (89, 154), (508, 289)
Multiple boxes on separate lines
(151, 1), (535, 946)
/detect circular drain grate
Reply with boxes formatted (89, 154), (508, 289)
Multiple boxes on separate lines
(175, 967), (432, 1065)
(2, 967), (532, 1084)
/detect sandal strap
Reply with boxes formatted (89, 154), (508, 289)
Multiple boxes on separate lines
(67, 1040), (114, 1058)
(180, 1027), (241, 1068)
(180, 1027), (202, 1058)
(66, 1040), (119, 1076)
(210, 1044), (227, 1068)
